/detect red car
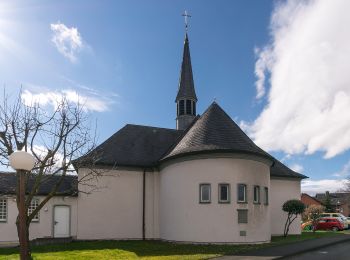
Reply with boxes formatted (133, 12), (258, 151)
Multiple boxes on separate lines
(315, 217), (344, 231)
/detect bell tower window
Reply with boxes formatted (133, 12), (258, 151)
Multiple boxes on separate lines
(179, 100), (185, 115)
(193, 101), (196, 115)
(186, 100), (192, 115)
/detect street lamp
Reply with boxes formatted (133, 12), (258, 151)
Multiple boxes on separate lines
(9, 151), (35, 260)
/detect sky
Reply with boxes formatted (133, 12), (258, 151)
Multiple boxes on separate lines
(0, 0), (350, 195)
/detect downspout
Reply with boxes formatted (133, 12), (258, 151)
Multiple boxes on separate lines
(142, 168), (146, 240)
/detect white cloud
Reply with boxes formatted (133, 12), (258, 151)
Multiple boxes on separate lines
(21, 89), (110, 112)
(247, 0), (350, 158)
(50, 22), (84, 62)
(254, 47), (273, 99)
(333, 160), (350, 177)
(289, 163), (304, 173)
(302, 178), (346, 196)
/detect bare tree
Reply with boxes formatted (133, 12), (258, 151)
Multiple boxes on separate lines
(0, 90), (102, 259)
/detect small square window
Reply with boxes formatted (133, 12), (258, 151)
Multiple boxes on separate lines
(0, 198), (7, 222)
(237, 209), (248, 224)
(218, 184), (230, 203)
(199, 184), (211, 203)
(28, 198), (40, 222)
(264, 187), (269, 205)
(237, 184), (247, 203)
(253, 186), (260, 204)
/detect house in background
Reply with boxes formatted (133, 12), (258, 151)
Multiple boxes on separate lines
(0, 31), (307, 244)
(315, 192), (350, 216)
(0, 172), (77, 245)
(301, 193), (323, 207)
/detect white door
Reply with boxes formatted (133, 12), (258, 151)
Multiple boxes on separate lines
(54, 206), (70, 238)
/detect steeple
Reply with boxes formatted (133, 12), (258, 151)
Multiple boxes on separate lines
(176, 13), (197, 130)
(176, 33), (197, 102)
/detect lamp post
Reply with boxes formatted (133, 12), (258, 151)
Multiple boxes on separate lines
(9, 151), (35, 260)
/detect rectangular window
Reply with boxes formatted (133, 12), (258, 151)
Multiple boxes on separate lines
(253, 186), (260, 204)
(0, 198), (7, 222)
(237, 209), (248, 224)
(237, 184), (247, 203)
(218, 184), (230, 203)
(200, 184), (211, 203)
(28, 198), (40, 222)
(192, 101), (196, 115)
(179, 100), (185, 115)
(264, 187), (269, 205)
(186, 100), (192, 115)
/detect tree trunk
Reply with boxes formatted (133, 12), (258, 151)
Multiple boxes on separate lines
(16, 218), (31, 259)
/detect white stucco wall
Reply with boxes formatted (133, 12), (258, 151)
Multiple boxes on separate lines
(77, 168), (159, 240)
(270, 178), (302, 235)
(159, 157), (271, 243)
(0, 196), (77, 243)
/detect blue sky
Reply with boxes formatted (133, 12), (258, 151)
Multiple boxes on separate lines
(1, 0), (350, 195)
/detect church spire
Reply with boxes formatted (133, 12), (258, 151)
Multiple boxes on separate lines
(175, 33), (197, 102)
(176, 11), (197, 130)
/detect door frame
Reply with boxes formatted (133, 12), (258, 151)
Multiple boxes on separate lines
(52, 205), (71, 238)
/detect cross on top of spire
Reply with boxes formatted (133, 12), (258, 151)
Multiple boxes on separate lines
(182, 10), (191, 32)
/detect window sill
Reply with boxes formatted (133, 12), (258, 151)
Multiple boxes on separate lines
(199, 201), (211, 204)
(237, 201), (248, 204)
(253, 202), (261, 205)
(219, 201), (230, 204)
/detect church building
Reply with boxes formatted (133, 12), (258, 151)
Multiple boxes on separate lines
(76, 31), (307, 244)
(0, 29), (306, 245)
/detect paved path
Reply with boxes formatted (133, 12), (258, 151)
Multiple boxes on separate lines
(215, 233), (350, 260)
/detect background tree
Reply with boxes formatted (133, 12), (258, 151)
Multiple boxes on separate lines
(0, 91), (102, 259)
(303, 205), (325, 232)
(323, 191), (335, 212)
(282, 199), (305, 237)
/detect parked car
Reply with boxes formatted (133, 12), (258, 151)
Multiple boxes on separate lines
(320, 213), (348, 229)
(346, 217), (350, 228)
(346, 217), (350, 226)
(315, 217), (344, 231)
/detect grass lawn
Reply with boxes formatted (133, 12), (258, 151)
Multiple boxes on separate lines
(0, 231), (343, 260)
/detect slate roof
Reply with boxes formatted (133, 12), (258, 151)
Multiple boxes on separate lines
(76, 103), (306, 179)
(175, 33), (197, 101)
(163, 102), (274, 162)
(0, 171), (78, 196)
(270, 160), (307, 179)
(88, 124), (183, 167)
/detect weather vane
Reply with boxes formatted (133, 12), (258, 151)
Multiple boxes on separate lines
(182, 10), (191, 32)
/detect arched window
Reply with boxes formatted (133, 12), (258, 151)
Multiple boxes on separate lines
(186, 100), (192, 115)
(179, 100), (185, 115)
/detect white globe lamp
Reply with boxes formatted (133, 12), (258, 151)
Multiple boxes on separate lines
(9, 151), (35, 171)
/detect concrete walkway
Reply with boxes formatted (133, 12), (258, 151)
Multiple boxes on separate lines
(214, 233), (350, 260)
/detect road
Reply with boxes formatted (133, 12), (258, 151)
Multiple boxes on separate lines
(283, 240), (350, 260)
